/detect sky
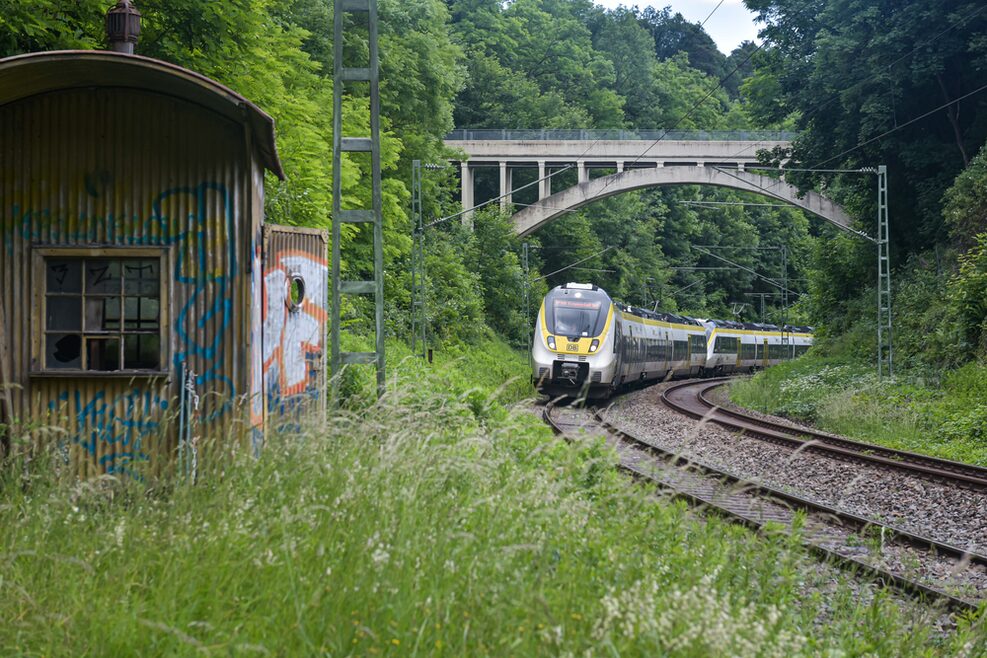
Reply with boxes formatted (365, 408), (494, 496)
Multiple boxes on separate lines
(594, 0), (761, 54)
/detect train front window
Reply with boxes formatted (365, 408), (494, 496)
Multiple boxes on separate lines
(554, 305), (599, 336)
(545, 288), (610, 338)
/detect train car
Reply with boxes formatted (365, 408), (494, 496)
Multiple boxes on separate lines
(704, 320), (814, 373)
(532, 283), (814, 398)
(532, 283), (617, 399)
(531, 283), (707, 399)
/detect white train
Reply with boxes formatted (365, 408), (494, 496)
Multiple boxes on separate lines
(702, 318), (813, 374)
(531, 282), (813, 399)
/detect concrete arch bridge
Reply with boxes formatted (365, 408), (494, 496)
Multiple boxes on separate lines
(444, 129), (856, 237)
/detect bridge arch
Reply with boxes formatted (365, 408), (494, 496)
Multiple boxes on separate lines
(512, 165), (858, 238)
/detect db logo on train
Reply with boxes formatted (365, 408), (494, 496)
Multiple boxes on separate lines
(566, 343), (579, 352)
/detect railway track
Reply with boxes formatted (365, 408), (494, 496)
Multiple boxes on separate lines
(544, 401), (987, 614)
(662, 378), (987, 491)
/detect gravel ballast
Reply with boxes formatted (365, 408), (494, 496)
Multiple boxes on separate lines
(601, 383), (987, 555)
(548, 402), (964, 632)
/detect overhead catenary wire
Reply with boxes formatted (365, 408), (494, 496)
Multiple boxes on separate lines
(512, 202), (584, 214)
(533, 245), (614, 281)
(596, 43), (768, 189)
(710, 165), (878, 242)
(671, 279), (705, 295)
(699, 0), (726, 29)
(426, 165), (574, 227)
(591, 1), (826, 200)
(694, 247), (801, 296)
(680, 200), (792, 208)
(445, 1), (820, 223)
(807, 82), (987, 169)
(693, 244), (786, 250)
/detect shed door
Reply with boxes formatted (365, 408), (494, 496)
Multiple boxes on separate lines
(262, 225), (329, 424)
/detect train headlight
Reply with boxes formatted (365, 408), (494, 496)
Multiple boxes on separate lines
(547, 335), (557, 350)
(589, 339), (600, 352)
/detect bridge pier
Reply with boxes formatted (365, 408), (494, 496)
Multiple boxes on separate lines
(499, 161), (512, 210)
(538, 160), (550, 200)
(460, 161), (474, 227)
(577, 160), (588, 184)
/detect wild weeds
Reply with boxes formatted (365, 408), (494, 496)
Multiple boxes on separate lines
(1, 339), (983, 655)
(732, 355), (987, 465)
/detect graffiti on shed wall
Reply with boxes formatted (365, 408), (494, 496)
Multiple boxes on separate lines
(9, 181), (328, 468)
(156, 182), (238, 420)
(262, 250), (328, 414)
(13, 180), (238, 466)
(46, 388), (169, 476)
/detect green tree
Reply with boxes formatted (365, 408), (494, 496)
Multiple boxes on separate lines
(468, 209), (544, 345)
(589, 7), (658, 128)
(943, 142), (987, 249)
(0, 0), (105, 55)
(638, 6), (728, 84)
(745, 0), (987, 255)
(450, 0), (624, 128)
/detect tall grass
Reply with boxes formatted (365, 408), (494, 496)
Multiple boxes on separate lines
(2, 338), (985, 655)
(731, 355), (987, 466)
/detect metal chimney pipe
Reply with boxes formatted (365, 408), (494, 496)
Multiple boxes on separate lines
(106, 0), (141, 54)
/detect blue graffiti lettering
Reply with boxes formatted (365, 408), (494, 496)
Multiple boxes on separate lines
(47, 388), (169, 478)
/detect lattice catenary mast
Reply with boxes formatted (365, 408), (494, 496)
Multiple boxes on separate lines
(331, 0), (385, 396)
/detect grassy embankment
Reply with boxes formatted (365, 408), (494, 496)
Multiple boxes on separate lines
(2, 335), (986, 655)
(731, 355), (987, 466)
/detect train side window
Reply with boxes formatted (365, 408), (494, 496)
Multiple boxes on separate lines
(34, 249), (168, 374)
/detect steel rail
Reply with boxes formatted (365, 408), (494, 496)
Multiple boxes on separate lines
(661, 379), (987, 491)
(543, 402), (985, 614)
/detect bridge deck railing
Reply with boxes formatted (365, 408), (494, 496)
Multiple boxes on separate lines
(445, 129), (800, 142)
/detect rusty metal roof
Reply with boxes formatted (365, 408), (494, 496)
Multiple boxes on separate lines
(0, 50), (285, 180)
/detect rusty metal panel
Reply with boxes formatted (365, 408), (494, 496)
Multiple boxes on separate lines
(0, 86), (254, 478)
(262, 224), (328, 427)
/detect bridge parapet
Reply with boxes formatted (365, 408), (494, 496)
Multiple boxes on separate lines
(445, 138), (792, 165)
(446, 129), (800, 141)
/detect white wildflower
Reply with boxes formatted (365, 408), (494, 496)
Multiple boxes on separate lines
(372, 546), (390, 567)
(114, 519), (126, 548)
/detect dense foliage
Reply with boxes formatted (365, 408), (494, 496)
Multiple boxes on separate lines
(447, 1), (815, 329)
(3, 0), (985, 362)
(743, 0), (987, 366)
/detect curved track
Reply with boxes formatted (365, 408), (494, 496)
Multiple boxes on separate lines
(544, 401), (987, 614)
(662, 378), (987, 491)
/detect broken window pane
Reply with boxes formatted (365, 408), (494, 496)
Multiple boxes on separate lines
(44, 254), (163, 372)
(46, 334), (82, 369)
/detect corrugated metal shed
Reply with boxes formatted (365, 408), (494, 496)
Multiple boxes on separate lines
(0, 50), (323, 479)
